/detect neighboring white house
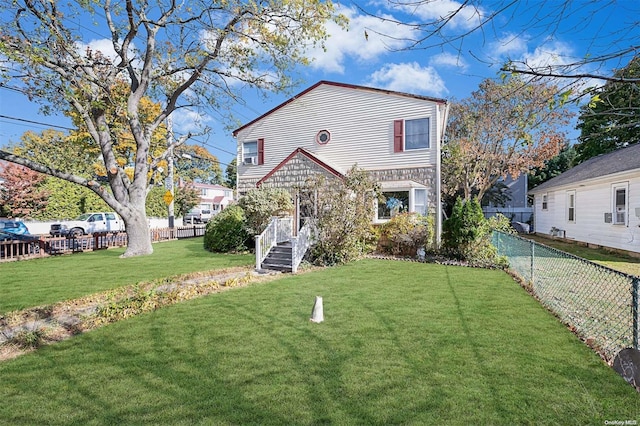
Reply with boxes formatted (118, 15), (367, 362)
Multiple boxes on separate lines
(190, 182), (234, 215)
(529, 143), (640, 254)
(233, 80), (450, 240)
(483, 174), (533, 224)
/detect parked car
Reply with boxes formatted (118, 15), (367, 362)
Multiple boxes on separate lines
(0, 219), (30, 236)
(0, 220), (42, 258)
(50, 212), (124, 237)
(184, 208), (212, 224)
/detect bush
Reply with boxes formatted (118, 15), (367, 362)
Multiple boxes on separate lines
(237, 187), (293, 235)
(306, 166), (380, 266)
(441, 197), (508, 267)
(203, 205), (250, 253)
(379, 213), (435, 256)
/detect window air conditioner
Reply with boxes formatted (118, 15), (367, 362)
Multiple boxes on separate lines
(243, 157), (257, 166)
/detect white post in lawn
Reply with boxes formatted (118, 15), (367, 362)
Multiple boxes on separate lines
(310, 296), (324, 323)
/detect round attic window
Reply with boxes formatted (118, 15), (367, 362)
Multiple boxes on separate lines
(316, 130), (331, 145)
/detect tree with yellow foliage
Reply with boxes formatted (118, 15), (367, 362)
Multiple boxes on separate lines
(0, 0), (340, 256)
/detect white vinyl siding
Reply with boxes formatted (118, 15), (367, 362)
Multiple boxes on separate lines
(236, 84), (442, 178)
(531, 173), (640, 254)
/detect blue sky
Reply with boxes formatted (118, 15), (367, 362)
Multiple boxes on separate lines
(1, 1), (639, 170)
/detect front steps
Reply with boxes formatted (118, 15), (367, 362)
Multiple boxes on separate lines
(261, 242), (293, 272)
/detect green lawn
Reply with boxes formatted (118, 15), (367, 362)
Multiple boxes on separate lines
(524, 233), (640, 277)
(0, 237), (254, 314)
(0, 259), (637, 425)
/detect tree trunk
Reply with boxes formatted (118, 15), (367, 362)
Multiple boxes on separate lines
(121, 209), (153, 257)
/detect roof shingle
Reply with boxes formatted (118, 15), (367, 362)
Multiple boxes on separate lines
(530, 143), (640, 193)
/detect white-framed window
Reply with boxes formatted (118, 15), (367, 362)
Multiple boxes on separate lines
(414, 189), (428, 216)
(541, 193), (548, 211)
(200, 188), (208, 196)
(377, 187), (429, 221)
(394, 118), (430, 152)
(242, 140), (258, 165)
(567, 190), (576, 223)
(612, 183), (628, 225)
(405, 118), (430, 150)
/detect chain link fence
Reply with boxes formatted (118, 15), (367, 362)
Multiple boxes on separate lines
(492, 231), (640, 362)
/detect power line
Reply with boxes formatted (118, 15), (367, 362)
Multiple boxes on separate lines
(0, 114), (74, 131)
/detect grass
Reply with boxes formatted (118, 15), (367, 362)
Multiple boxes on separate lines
(0, 259), (637, 425)
(523, 233), (640, 277)
(0, 237), (254, 314)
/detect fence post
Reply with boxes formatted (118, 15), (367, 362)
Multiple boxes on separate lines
(633, 277), (639, 350)
(530, 239), (535, 285)
(256, 235), (262, 271)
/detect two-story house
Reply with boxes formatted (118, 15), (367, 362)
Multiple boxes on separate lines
(190, 182), (234, 215)
(233, 81), (449, 242)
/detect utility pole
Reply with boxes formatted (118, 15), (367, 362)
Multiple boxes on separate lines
(166, 115), (175, 233)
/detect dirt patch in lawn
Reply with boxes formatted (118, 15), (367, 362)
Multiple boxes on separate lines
(0, 266), (286, 362)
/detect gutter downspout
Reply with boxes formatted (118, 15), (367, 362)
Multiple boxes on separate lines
(436, 102), (450, 247)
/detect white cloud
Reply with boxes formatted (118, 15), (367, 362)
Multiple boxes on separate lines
(75, 38), (139, 68)
(307, 5), (417, 74)
(397, 0), (485, 30)
(366, 62), (447, 97)
(170, 109), (212, 134)
(490, 33), (529, 57)
(520, 39), (574, 70)
(429, 52), (468, 70)
(76, 39), (119, 62)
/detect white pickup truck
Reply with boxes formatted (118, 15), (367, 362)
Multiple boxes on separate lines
(183, 208), (212, 224)
(50, 212), (125, 237)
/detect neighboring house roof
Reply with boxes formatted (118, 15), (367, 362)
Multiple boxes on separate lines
(257, 148), (344, 187)
(212, 196), (225, 203)
(232, 80), (448, 137)
(191, 182), (231, 190)
(530, 143), (640, 193)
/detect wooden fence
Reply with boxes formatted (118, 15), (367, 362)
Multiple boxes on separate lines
(0, 225), (206, 262)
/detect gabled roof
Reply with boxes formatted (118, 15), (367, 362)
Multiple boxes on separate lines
(530, 143), (640, 193)
(191, 182), (231, 190)
(257, 148), (344, 187)
(232, 81), (448, 137)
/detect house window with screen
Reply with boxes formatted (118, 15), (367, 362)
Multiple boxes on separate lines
(414, 189), (428, 216)
(567, 190), (576, 223)
(541, 194), (548, 210)
(405, 118), (430, 150)
(243, 141), (258, 165)
(613, 185), (628, 225)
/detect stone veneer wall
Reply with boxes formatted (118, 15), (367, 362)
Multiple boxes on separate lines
(238, 152), (341, 196)
(238, 157), (437, 214)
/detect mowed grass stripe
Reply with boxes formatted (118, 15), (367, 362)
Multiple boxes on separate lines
(0, 237), (254, 313)
(0, 259), (637, 425)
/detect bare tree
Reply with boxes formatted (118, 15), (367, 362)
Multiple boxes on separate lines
(0, 0), (340, 256)
(360, 0), (639, 83)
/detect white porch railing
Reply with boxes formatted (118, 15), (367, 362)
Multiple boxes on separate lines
(291, 221), (313, 273)
(255, 216), (293, 270)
